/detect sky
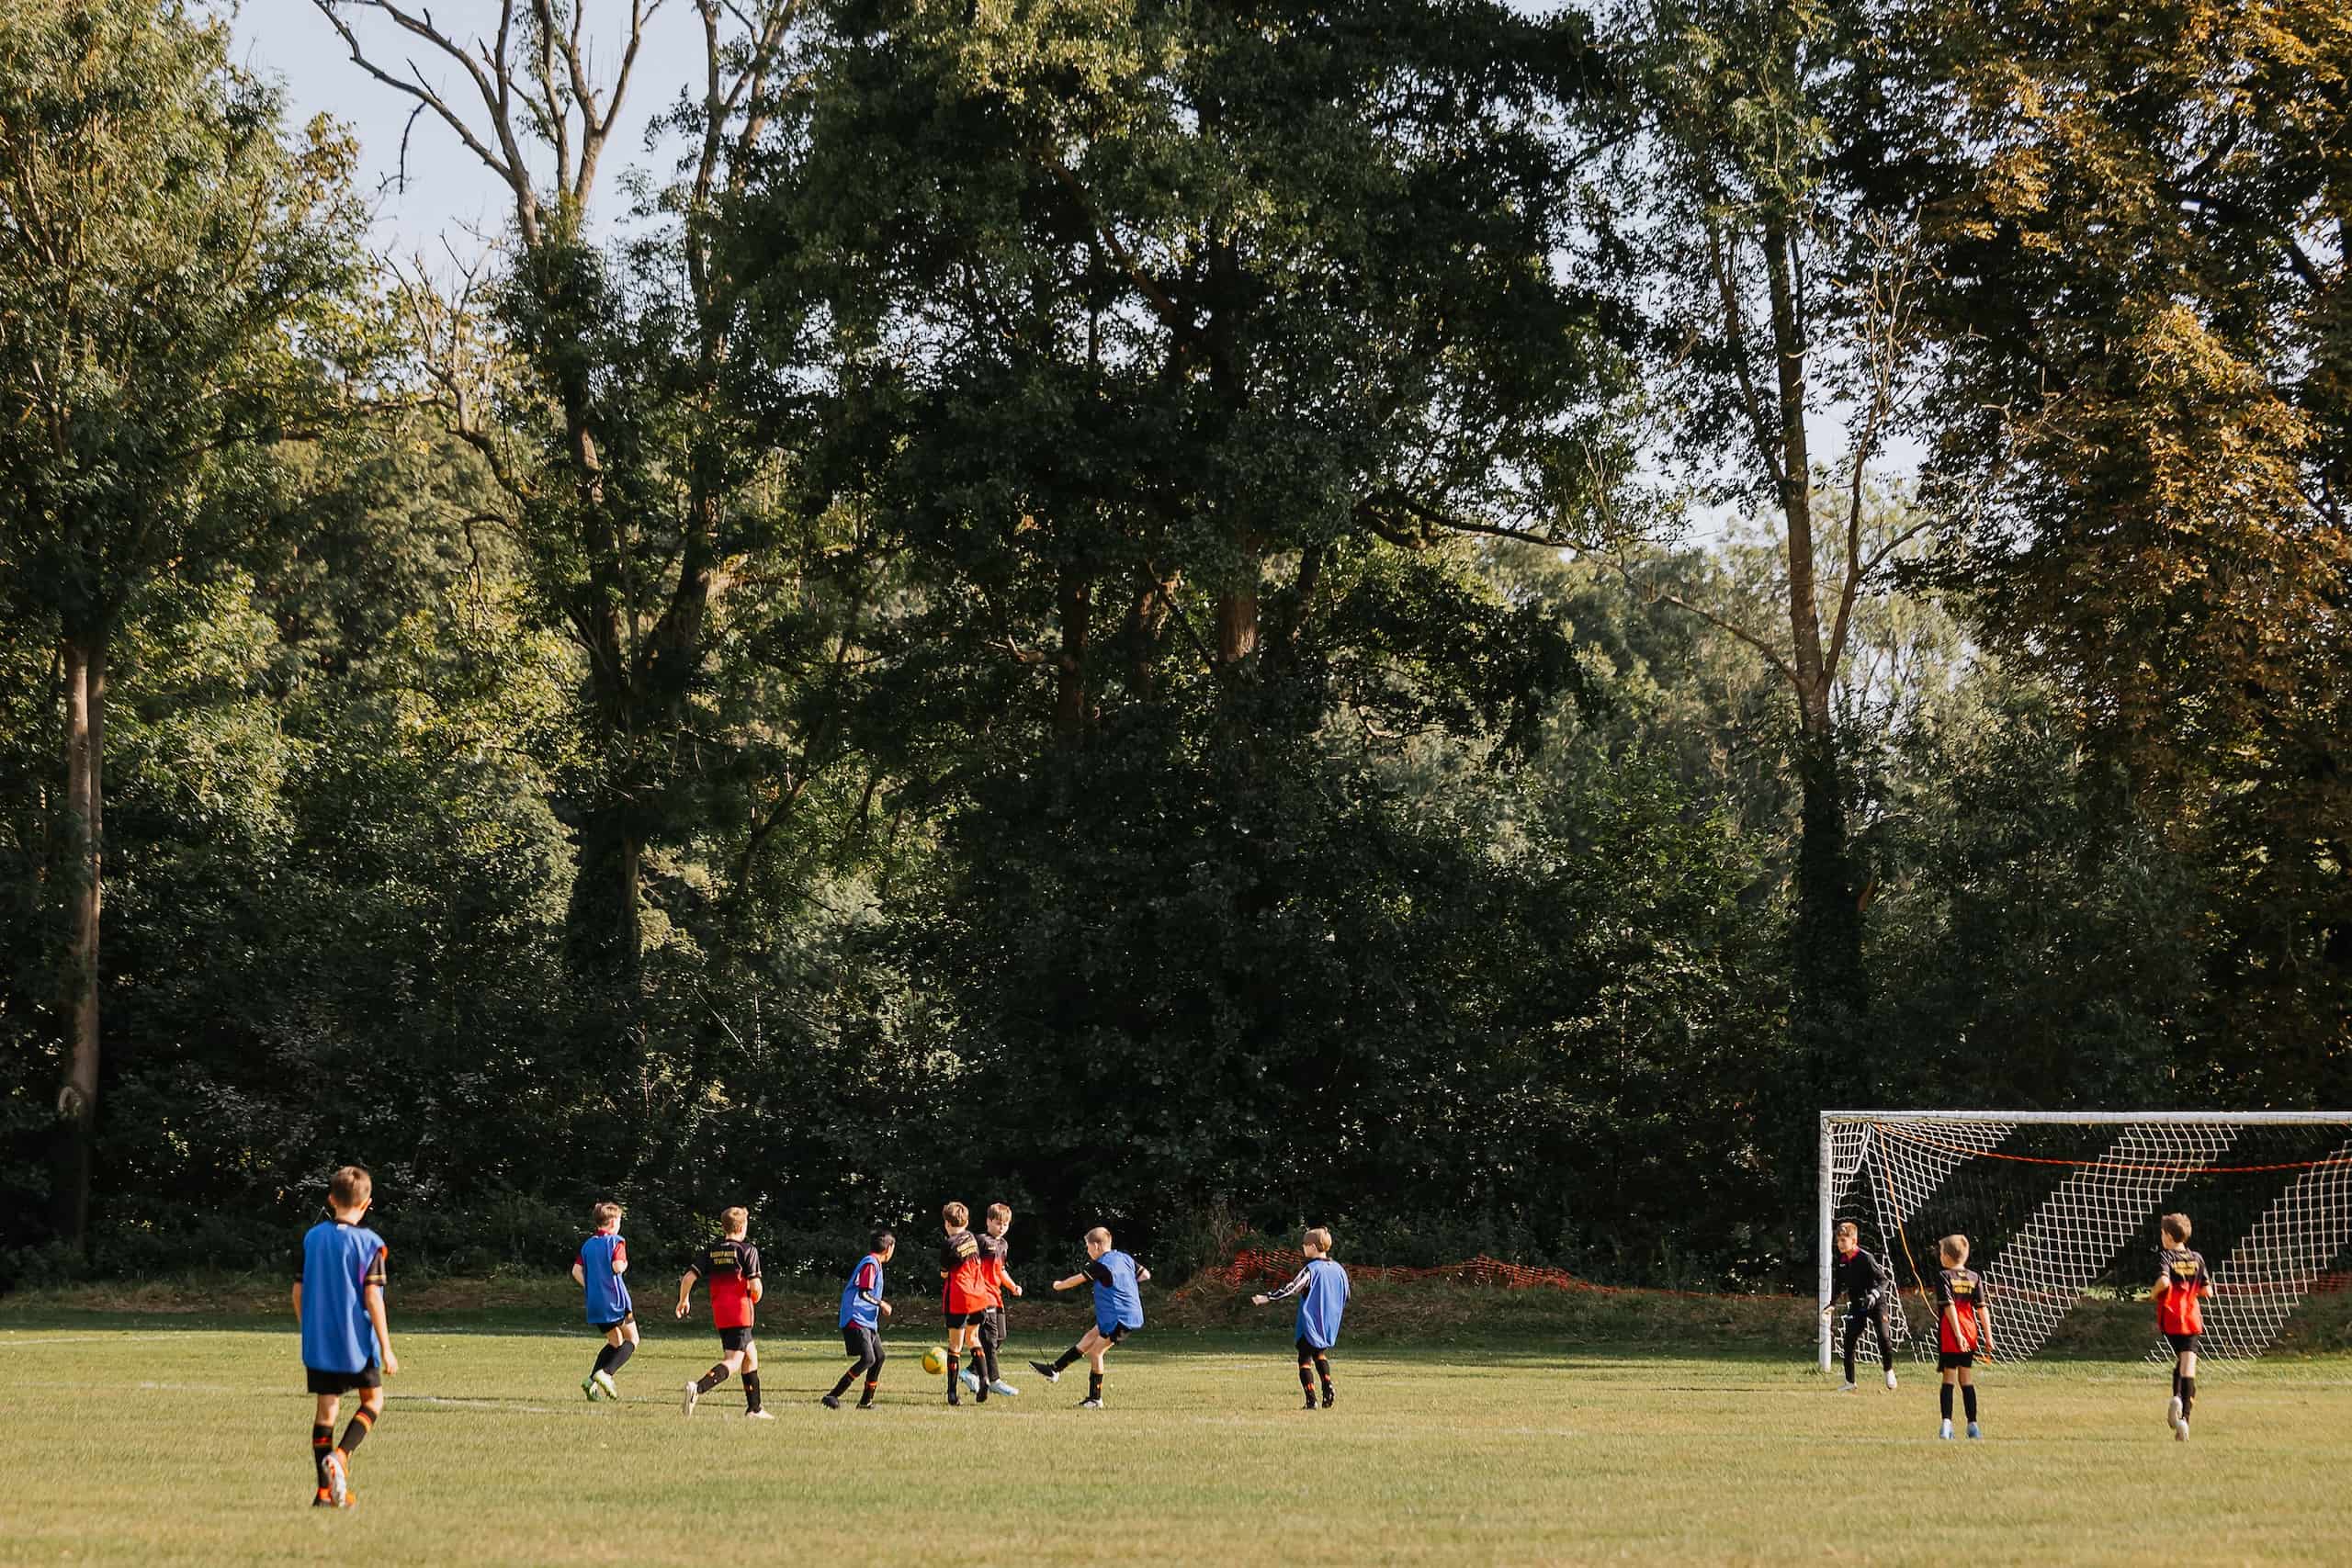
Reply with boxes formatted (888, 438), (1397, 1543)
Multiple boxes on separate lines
(227, 0), (712, 257)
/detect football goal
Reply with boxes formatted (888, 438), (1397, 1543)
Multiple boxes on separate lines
(1818, 1110), (2352, 1372)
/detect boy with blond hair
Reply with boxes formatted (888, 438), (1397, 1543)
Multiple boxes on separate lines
(1823, 1219), (1898, 1392)
(1252, 1226), (1350, 1409)
(1933, 1234), (1992, 1439)
(2154, 1213), (2213, 1440)
(1033, 1226), (1149, 1408)
(677, 1206), (769, 1419)
(294, 1165), (397, 1508)
(938, 1201), (991, 1405)
(572, 1201), (636, 1401)
(962, 1202), (1024, 1398)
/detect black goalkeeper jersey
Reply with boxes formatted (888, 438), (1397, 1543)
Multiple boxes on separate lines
(1832, 1246), (1891, 1311)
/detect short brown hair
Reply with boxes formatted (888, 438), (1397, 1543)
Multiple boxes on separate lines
(2161, 1213), (2191, 1243)
(719, 1205), (749, 1235)
(1305, 1226), (1333, 1254)
(1835, 1220), (1859, 1240)
(987, 1202), (1012, 1224)
(1939, 1234), (1970, 1265)
(1085, 1225), (1112, 1247)
(592, 1201), (623, 1228)
(328, 1166), (372, 1208)
(943, 1201), (969, 1229)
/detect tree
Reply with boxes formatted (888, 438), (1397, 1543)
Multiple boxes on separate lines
(316, 0), (808, 986)
(1863, 0), (2352, 1084)
(0, 0), (367, 1246)
(1594, 0), (1940, 1112)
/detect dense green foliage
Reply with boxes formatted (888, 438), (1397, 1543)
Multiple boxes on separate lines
(0, 0), (2344, 1290)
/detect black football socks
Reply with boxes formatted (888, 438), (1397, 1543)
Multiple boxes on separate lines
(859, 1372), (879, 1407)
(311, 1424), (333, 1490)
(339, 1405), (374, 1457)
(946, 1350), (961, 1404)
(695, 1363), (730, 1394)
(742, 1371), (763, 1414)
(2180, 1376), (2196, 1420)
(1314, 1353), (1334, 1405)
(1940, 1382), (1954, 1420)
(1961, 1383), (1978, 1425)
(1297, 1359), (1316, 1401)
(1088, 1370), (1104, 1403)
(1051, 1344), (1084, 1373)
(592, 1340), (636, 1379)
(828, 1362), (863, 1401)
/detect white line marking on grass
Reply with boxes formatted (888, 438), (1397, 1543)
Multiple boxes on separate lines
(0, 1337), (118, 1347)
(398, 1395), (561, 1414)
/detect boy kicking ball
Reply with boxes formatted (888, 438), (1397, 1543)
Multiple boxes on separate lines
(1032, 1226), (1148, 1408)
(1252, 1226), (1349, 1409)
(2154, 1213), (2212, 1440)
(677, 1206), (770, 1419)
(1933, 1233), (1993, 1439)
(295, 1165), (398, 1508)
(572, 1201), (636, 1401)
(1822, 1220), (1898, 1392)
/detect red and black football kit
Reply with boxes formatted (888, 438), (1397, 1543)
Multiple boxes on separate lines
(2156, 1247), (2211, 1349)
(687, 1236), (762, 1351)
(1934, 1266), (1987, 1371)
(940, 1230), (989, 1323)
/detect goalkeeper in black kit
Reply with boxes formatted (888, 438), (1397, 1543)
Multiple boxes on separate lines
(1824, 1220), (1898, 1392)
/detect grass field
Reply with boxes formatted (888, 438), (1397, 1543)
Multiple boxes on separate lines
(5, 1292), (2351, 1565)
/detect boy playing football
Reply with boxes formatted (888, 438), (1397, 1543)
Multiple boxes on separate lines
(572, 1201), (636, 1401)
(2154, 1213), (2213, 1440)
(676, 1206), (769, 1419)
(294, 1165), (398, 1508)
(1823, 1219), (1898, 1392)
(824, 1230), (895, 1409)
(963, 1202), (1024, 1397)
(1033, 1226), (1149, 1408)
(1252, 1226), (1349, 1409)
(938, 1202), (991, 1405)
(1934, 1233), (1993, 1439)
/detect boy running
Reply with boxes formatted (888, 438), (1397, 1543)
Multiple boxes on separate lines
(1033, 1226), (1149, 1409)
(939, 1202), (992, 1405)
(1933, 1233), (1993, 1440)
(1823, 1219), (1898, 1392)
(1252, 1226), (1349, 1409)
(963, 1202), (1024, 1398)
(824, 1230), (895, 1409)
(294, 1165), (397, 1509)
(676, 1206), (769, 1419)
(2154, 1213), (2213, 1440)
(572, 1201), (636, 1401)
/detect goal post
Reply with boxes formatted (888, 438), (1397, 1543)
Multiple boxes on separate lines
(1817, 1110), (2352, 1373)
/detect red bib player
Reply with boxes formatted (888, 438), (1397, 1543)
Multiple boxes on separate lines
(2154, 1212), (2213, 1440)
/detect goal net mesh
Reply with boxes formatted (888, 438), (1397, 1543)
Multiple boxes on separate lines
(1826, 1114), (2352, 1365)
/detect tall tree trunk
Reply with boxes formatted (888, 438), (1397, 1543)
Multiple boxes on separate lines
(567, 805), (643, 988)
(1216, 563), (1260, 667)
(1763, 216), (1865, 1099)
(52, 628), (106, 1249)
(1055, 568), (1092, 739)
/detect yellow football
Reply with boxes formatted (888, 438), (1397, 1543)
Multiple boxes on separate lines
(922, 1346), (947, 1375)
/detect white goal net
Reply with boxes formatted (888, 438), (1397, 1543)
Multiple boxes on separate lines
(1818, 1111), (2352, 1371)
